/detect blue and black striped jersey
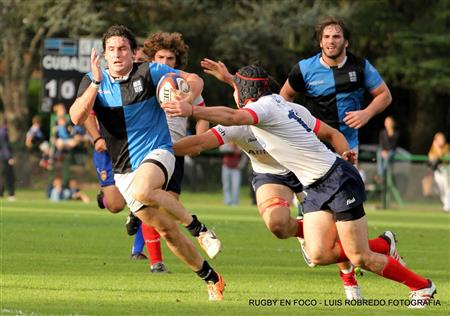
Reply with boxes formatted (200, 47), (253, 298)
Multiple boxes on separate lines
(77, 62), (179, 173)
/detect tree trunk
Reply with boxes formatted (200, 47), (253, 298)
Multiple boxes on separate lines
(408, 91), (442, 154)
(2, 79), (29, 144)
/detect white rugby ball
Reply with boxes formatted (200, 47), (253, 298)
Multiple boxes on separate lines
(156, 73), (190, 104)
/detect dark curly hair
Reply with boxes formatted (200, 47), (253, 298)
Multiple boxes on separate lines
(102, 25), (138, 52)
(315, 16), (350, 44)
(143, 32), (189, 69)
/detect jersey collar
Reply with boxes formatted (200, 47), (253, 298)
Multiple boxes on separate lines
(106, 67), (133, 83)
(319, 55), (347, 69)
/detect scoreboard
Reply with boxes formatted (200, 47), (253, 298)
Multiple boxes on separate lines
(41, 38), (103, 112)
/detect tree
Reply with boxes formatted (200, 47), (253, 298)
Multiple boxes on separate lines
(350, 0), (450, 152)
(0, 0), (104, 144)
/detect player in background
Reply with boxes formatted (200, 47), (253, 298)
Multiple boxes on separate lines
(161, 64), (436, 307)
(279, 16), (392, 279)
(71, 25), (224, 300)
(280, 17), (391, 153)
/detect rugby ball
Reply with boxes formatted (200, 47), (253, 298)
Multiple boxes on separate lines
(156, 73), (190, 104)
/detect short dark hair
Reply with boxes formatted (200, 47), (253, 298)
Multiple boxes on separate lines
(315, 17), (350, 43)
(102, 25), (138, 52)
(143, 32), (189, 69)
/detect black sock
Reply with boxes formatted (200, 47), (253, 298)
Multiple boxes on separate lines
(195, 260), (219, 284)
(185, 215), (207, 237)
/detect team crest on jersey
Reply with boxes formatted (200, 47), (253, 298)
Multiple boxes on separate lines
(100, 170), (108, 181)
(348, 71), (357, 82)
(133, 79), (143, 93)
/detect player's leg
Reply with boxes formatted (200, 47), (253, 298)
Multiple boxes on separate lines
(303, 210), (342, 265)
(130, 225), (147, 260)
(230, 168), (241, 205)
(221, 165), (232, 205)
(133, 150), (221, 259)
(141, 222), (166, 272)
(116, 161), (225, 300)
(256, 183), (298, 239)
(137, 205), (225, 300)
(336, 215), (435, 307)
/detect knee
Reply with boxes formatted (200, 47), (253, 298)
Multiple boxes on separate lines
(156, 221), (178, 242)
(306, 246), (333, 265)
(133, 188), (156, 205)
(107, 202), (124, 213)
(269, 221), (290, 239)
(346, 252), (371, 268)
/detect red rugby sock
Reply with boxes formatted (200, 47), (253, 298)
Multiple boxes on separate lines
(380, 256), (429, 290)
(141, 223), (163, 265)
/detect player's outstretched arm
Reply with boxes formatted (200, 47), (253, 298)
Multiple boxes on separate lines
(201, 58), (234, 87)
(162, 99), (254, 126)
(173, 130), (220, 156)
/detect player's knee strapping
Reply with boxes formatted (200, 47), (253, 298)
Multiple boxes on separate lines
(258, 196), (290, 216)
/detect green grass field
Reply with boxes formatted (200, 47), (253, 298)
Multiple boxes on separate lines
(1, 190), (449, 316)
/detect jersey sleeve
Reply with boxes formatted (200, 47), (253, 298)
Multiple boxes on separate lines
(211, 125), (239, 145)
(287, 63), (307, 93)
(363, 60), (384, 92)
(242, 100), (271, 125)
(288, 102), (321, 134)
(193, 95), (205, 106)
(77, 74), (93, 97)
(149, 62), (180, 86)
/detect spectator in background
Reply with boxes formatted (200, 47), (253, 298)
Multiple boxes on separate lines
(25, 115), (51, 169)
(0, 114), (15, 201)
(376, 116), (399, 182)
(428, 132), (450, 212)
(49, 176), (67, 202)
(25, 115), (46, 150)
(67, 179), (91, 203)
(54, 116), (77, 155)
(220, 143), (247, 206)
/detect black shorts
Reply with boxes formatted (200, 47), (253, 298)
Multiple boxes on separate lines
(303, 158), (366, 221)
(252, 171), (303, 193)
(166, 156), (184, 194)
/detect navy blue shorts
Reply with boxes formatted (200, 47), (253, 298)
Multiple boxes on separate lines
(303, 158), (366, 217)
(93, 150), (115, 187)
(167, 156), (184, 194)
(252, 171), (303, 193)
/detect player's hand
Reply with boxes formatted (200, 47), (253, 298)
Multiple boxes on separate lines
(342, 150), (358, 165)
(201, 58), (234, 86)
(161, 98), (193, 117)
(94, 138), (107, 152)
(343, 109), (371, 129)
(91, 48), (102, 83)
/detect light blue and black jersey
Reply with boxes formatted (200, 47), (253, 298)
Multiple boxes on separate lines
(288, 52), (383, 148)
(77, 62), (178, 174)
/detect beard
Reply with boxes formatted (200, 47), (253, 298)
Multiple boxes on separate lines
(322, 43), (346, 60)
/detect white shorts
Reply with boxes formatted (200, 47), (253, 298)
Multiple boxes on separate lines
(114, 149), (175, 213)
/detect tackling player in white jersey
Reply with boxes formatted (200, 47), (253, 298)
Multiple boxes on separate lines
(162, 63), (436, 307)
(173, 124), (368, 299)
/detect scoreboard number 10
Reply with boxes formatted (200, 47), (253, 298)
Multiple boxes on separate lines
(44, 79), (76, 100)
